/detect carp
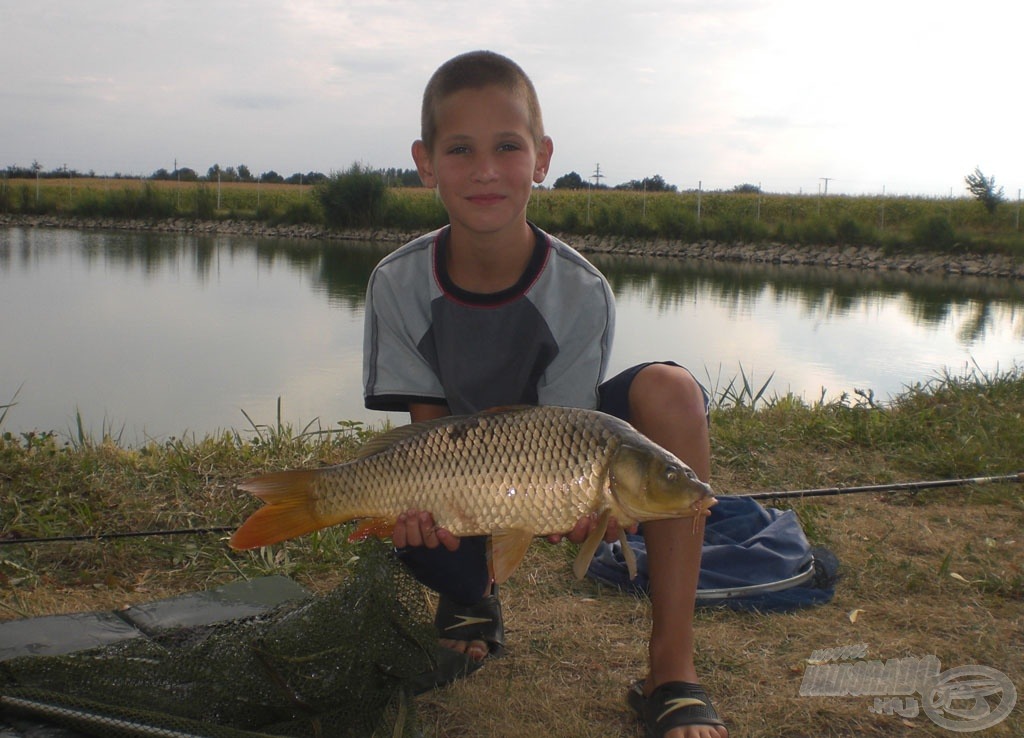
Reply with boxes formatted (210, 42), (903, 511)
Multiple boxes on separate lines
(230, 405), (714, 582)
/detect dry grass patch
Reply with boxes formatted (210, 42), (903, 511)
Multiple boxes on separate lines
(414, 493), (1021, 737)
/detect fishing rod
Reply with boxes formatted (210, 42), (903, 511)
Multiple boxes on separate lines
(740, 471), (1024, 501)
(0, 526), (235, 546)
(2, 472), (1021, 546)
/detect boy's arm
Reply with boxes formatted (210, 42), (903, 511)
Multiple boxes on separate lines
(409, 402), (450, 423)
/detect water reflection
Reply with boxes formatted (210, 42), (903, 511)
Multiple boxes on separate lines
(591, 253), (1024, 344)
(1, 226), (1022, 441)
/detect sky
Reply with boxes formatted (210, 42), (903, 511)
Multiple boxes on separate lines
(2, 0), (1022, 197)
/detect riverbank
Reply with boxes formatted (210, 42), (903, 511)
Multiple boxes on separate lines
(2, 368), (1022, 737)
(3, 213), (1024, 279)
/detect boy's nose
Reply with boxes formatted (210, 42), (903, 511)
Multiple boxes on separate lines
(470, 153), (498, 182)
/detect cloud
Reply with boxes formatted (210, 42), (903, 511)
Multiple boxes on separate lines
(2, 0), (1021, 194)
(217, 93), (296, 111)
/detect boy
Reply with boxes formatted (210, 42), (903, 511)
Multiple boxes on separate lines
(363, 50), (727, 738)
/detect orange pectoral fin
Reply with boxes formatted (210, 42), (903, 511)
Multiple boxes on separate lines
(229, 469), (336, 550)
(571, 509), (611, 580)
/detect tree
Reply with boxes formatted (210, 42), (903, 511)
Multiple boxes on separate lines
(553, 171), (586, 189)
(614, 175), (677, 192)
(964, 166), (1004, 215)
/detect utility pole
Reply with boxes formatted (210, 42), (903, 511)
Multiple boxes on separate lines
(819, 177), (832, 195)
(586, 164), (603, 226)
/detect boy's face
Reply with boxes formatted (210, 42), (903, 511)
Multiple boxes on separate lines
(412, 84), (553, 241)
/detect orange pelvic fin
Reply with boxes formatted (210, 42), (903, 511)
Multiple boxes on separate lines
(229, 469), (335, 550)
(348, 517), (395, 542)
(488, 528), (535, 584)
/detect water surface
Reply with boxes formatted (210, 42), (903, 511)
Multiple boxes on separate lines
(1, 227), (1021, 443)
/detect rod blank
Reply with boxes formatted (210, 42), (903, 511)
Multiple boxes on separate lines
(740, 472), (1024, 501)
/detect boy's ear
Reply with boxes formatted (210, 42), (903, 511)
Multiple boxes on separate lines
(411, 140), (437, 188)
(533, 136), (554, 184)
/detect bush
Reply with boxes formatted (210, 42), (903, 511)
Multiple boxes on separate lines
(317, 164), (389, 229)
(278, 198), (323, 226)
(380, 193), (446, 231)
(653, 208), (699, 240)
(835, 218), (862, 245)
(911, 215), (956, 250)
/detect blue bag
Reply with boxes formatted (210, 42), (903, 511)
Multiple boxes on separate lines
(587, 496), (838, 612)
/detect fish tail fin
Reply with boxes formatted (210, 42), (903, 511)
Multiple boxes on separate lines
(229, 470), (335, 550)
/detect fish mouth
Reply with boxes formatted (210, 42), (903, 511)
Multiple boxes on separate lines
(693, 494), (718, 513)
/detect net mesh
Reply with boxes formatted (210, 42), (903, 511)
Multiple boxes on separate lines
(1, 541), (436, 738)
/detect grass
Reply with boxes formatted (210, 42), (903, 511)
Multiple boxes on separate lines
(1, 368), (1023, 736)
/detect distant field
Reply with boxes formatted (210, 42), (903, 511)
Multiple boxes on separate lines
(3, 176), (1023, 253)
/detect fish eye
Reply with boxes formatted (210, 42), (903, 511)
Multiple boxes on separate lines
(664, 465), (680, 482)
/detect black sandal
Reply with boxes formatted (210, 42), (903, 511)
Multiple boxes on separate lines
(410, 588), (505, 693)
(434, 587), (505, 658)
(628, 680), (726, 736)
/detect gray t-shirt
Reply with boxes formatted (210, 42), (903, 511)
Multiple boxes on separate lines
(363, 224), (615, 415)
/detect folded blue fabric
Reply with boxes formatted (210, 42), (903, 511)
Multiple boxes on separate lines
(586, 496), (838, 612)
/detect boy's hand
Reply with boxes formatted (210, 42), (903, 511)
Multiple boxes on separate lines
(546, 514), (637, 545)
(393, 510), (461, 552)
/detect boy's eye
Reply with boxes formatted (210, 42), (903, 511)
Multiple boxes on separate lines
(446, 145), (470, 155)
(498, 142), (521, 152)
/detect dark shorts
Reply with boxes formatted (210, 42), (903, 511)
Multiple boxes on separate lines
(396, 361), (706, 604)
(598, 361), (710, 424)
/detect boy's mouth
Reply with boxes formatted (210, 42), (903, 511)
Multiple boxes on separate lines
(467, 193), (505, 205)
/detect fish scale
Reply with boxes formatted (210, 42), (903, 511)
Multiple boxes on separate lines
(310, 407), (617, 536)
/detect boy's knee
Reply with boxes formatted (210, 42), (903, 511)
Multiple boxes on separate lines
(628, 363), (707, 420)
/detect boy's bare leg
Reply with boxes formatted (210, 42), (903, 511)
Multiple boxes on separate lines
(629, 364), (728, 738)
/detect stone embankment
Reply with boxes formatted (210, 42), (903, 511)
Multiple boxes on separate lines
(3, 214), (1023, 279)
(570, 234), (1024, 279)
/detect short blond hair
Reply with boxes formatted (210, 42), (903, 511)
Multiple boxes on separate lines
(420, 50), (545, 152)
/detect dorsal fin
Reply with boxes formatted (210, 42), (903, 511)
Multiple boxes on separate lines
(354, 406), (536, 459)
(354, 416), (455, 458)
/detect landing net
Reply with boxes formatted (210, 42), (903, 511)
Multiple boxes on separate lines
(1, 541), (435, 738)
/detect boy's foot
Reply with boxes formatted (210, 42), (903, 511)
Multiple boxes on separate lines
(628, 680), (728, 738)
(412, 589), (504, 694)
(434, 587), (505, 661)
